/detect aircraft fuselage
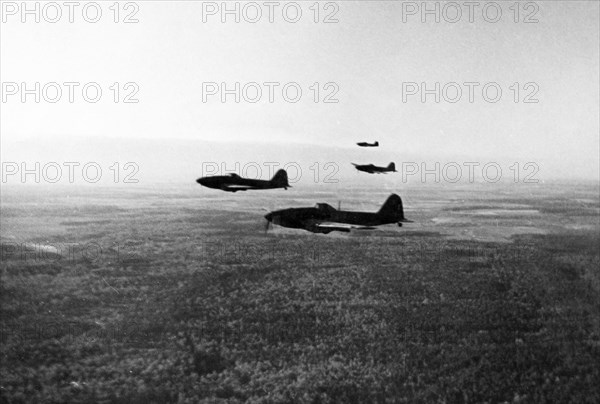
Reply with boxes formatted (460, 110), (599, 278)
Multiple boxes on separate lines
(266, 206), (400, 229)
(354, 166), (393, 174)
(197, 169), (290, 192)
(265, 194), (410, 233)
(197, 175), (287, 192)
(329, 210), (394, 226)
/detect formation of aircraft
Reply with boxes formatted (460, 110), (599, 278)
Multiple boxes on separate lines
(264, 194), (412, 234)
(356, 141), (379, 147)
(196, 141), (410, 233)
(352, 162), (396, 174)
(196, 169), (290, 192)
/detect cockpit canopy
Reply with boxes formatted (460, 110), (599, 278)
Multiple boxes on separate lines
(315, 203), (336, 213)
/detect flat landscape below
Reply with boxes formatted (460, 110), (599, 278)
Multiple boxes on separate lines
(1, 182), (599, 403)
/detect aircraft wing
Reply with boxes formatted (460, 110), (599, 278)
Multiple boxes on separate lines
(221, 185), (253, 192)
(309, 222), (377, 233)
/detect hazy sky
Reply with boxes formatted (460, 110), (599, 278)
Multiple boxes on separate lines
(1, 1), (599, 179)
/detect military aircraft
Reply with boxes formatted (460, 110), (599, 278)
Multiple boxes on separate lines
(196, 169), (290, 192)
(356, 141), (379, 147)
(352, 162), (396, 174)
(264, 194), (412, 234)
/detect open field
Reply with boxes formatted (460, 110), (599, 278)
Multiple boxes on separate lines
(1, 182), (599, 403)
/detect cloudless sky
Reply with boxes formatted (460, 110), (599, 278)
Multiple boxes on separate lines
(1, 1), (599, 178)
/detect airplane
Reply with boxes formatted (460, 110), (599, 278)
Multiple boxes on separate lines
(264, 194), (412, 234)
(352, 162), (396, 174)
(196, 169), (291, 192)
(356, 141), (379, 147)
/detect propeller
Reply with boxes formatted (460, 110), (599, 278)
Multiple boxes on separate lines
(264, 212), (273, 234)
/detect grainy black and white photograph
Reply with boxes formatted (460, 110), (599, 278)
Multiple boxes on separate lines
(1, 1), (599, 402)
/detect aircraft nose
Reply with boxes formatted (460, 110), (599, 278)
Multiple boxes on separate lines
(265, 213), (273, 222)
(196, 177), (206, 185)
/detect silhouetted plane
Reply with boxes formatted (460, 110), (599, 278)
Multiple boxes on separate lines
(357, 141), (379, 147)
(196, 169), (290, 192)
(264, 194), (412, 234)
(352, 162), (396, 174)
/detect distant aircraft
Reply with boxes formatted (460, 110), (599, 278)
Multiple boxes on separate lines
(264, 194), (412, 234)
(352, 162), (396, 174)
(196, 169), (291, 192)
(356, 141), (379, 147)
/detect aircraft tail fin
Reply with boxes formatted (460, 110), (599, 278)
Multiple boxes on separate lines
(374, 141), (379, 146)
(271, 169), (291, 189)
(378, 194), (406, 221)
(387, 162), (396, 172)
